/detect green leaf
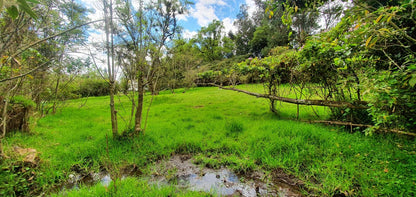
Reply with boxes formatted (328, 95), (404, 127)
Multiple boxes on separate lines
(409, 75), (416, 87)
(16, 0), (38, 19)
(6, 5), (19, 19)
(0, 0), (3, 11)
(26, 0), (40, 3)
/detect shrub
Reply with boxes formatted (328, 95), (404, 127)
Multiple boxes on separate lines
(76, 79), (110, 97)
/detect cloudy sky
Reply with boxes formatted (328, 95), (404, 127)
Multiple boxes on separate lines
(178, 0), (257, 38)
(80, 0), (257, 41)
(70, 0), (258, 73)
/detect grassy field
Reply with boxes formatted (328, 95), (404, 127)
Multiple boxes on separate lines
(1, 84), (415, 196)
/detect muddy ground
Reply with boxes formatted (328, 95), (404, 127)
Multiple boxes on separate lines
(58, 154), (305, 197)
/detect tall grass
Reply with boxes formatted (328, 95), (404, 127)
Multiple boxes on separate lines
(2, 84), (415, 196)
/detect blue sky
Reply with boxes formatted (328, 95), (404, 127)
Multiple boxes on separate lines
(80, 0), (257, 40)
(73, 0), (257, 67)
(178, 0), (257, 38)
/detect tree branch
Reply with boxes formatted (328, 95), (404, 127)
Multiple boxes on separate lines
(0, 61), (50, 83)
(309, 120), (416, 137)
(10, 19), (104, 59)
(205, 83), (369, 109)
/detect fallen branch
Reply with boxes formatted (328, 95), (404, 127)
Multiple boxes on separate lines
(309, 120), (372, 128)
(206, 83), (369, 109)
(308, 120), (416, 137)
(202, 83), (414, 137)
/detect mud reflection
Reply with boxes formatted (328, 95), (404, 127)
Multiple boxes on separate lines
(150, 155), (302, 197)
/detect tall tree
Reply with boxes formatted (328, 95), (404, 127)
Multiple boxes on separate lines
(195, 20), (234, 61)
(268, 0), (323, 46)
(248, 2), (291, 57)
(162, 38), (202, 92)
(103, 0), (118, 138)
(50, 0), (90, 114)
(233, 4), (256, 55)
(115, 0), (190, 134)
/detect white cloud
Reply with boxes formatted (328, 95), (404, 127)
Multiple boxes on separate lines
(177, 13), (189, 21)
(190, 3), (218, 27)
(245, 0), (257, 18)
(199, 0), (227, 6)
(222, 17), (237, 34)
(182, 29), (198, 39)
(189, 0), (229, 27)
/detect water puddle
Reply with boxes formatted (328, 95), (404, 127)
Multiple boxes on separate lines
(60, 171), (111, 191)
(58, 164), (141, 191)
(149, 154), (303, 197)
(58, 155), (303, 197)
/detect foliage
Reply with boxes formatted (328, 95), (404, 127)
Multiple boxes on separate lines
(249, 4), (291, 57)
(11, 96), (35, 108)
(232, 4), (256, 56)
(234, 0), (416, 133)
(197, 70), (223, 84)
(1, 0), (39, 19)
(350, 1), (416, 132)
(299, 0), (416, 132)
(194, 20), (235, 61)
(0, 161), (38, 196)
(236, 46), (297, 85)
(2, 85), (415, 196)
(76, 78), (110, 97)
(160, 39), (202, 91)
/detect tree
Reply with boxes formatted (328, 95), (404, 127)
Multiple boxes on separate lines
(0, 0), (95, 155)
(0, 0), (39, 19)
(103, 0), (119, 138)
(49, 0), (90, 114)
(195, 20), (234, 62)
(233, 4), (256, 56)
(319, 0), (345, 30)
(115, 0), (190, 134)
(268, 0), (324, 47)
(162, 39), (202, 92)
(248, 2), (291, 57)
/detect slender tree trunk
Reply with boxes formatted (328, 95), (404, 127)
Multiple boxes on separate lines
(1, 97), (9, 139)
(134, 0), (144, 134)
(52, 74), (60, 114)
(134, 73), (144, 133)
(0, 80), (20, 156)
(0, 93), (9, 158)
(104, 0), (118, 138)
(109, 82), (118, 136)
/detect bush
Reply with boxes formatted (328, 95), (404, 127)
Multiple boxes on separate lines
(76, 79), (110, 97)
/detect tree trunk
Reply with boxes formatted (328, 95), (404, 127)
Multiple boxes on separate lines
(270, 99), (277, 114)
(104, 0), (118, 138)
(52, 74), (60, 114)
(109, 81), (118, 137)
(134, 74), (144, 133)
(1, 97), (9, 138)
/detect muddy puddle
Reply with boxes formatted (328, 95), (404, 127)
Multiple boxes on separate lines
(59, 155), (303, 197)
(58, 164), (141, 191)
(149, 154), (303, 197)
(59, 171), (111, 191)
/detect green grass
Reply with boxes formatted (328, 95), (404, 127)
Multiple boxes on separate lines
(51, 177), (211, 197)
(2, 84), (416, 196)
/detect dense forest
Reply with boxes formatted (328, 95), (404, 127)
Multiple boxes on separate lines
(1, 0), (416, 196)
